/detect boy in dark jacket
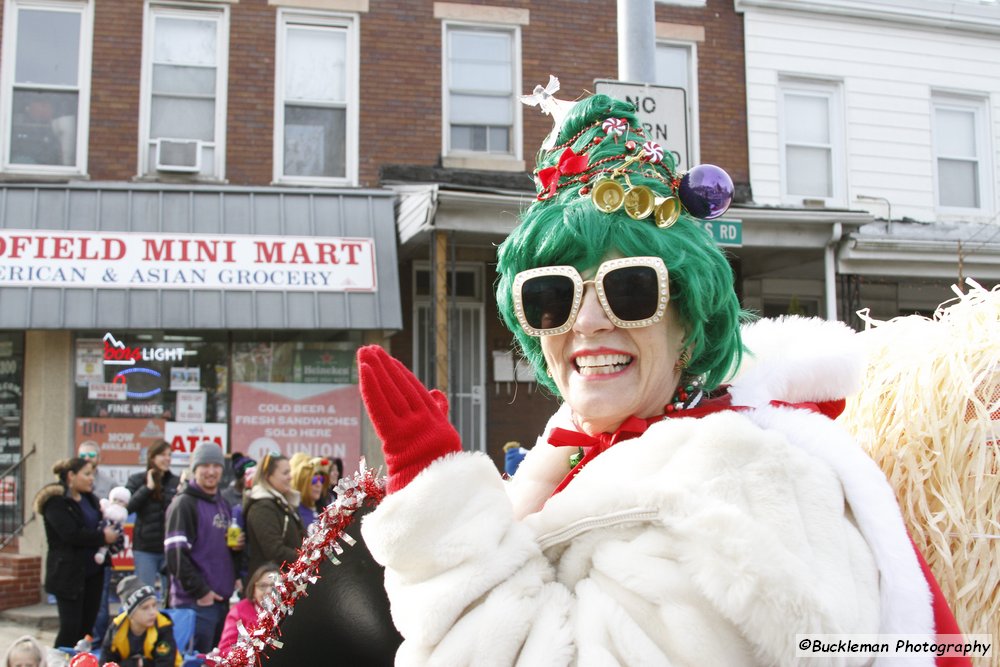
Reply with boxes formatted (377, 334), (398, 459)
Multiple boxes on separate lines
(164, 443), (244, 653)
(100, 576), (180, 667)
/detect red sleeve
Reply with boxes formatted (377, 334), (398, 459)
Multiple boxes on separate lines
(217, 603), (242, 656)
(909, 538), (972, 667)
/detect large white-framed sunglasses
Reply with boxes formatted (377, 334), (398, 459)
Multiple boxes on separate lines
(512, 256), (670, 336)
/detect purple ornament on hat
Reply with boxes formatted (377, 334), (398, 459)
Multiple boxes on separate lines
(678, 164), (734, 220)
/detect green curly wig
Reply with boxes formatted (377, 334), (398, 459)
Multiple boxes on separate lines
(496, 94), (747, 396)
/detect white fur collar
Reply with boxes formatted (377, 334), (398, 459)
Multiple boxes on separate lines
(729, 315), (863, 408)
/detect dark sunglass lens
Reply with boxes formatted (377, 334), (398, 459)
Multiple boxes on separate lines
(603, 266), (660, 321)
(521, 275), (575, 330)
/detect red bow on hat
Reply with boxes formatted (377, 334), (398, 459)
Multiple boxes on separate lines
(537, 147), (589, 198)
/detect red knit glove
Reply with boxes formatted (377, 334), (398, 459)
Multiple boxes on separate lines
(357, 345), (461, 493)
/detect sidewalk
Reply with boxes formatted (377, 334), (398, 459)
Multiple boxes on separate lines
(0, 602), (58, 651)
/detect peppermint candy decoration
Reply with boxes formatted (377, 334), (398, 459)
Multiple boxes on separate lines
(642, 141), (664, 163)
(602, 117), (627, 137)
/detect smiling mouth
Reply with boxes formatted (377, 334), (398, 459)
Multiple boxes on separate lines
(574, 353), (633, 376)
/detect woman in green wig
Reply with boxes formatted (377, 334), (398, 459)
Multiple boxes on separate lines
(355, 89), (959, 665)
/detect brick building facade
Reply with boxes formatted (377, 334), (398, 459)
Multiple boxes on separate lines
(0, 0), (757, 605)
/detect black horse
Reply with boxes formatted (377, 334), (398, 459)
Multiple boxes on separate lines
(258, 505), (402, 666)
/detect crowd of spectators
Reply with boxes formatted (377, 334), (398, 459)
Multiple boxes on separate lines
(27, 441), (341, 666)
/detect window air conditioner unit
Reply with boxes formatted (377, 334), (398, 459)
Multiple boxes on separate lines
(155, 138), (201, 173)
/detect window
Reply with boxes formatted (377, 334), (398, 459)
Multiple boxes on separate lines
(139, 3), (228, 179)
(74, 331), (229, 486)
(933, 94), (991, 211)
(0, 333), (24, 532)
(655, 41), (698, 170)
(72, 330), (364, 486)
(1, 0), (92, 173)
(444, 24), (519, 156)
(275, 10), (358, 185)
(779, 80), (843, 204)
(656, 0), (706, 6)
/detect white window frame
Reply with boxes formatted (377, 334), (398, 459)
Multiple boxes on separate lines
(441, 20), (522, 162)
(931, 92), (993, 215)
(137, 1), (229, 180)
(0, 0), (93, 175)
(655, 39), (700, 169)
(273, 8), (359, 186)
(656, 0), (706, 7)
(777, 78), (845, 206)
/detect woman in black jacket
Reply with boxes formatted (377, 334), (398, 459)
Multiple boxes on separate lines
(244, 453), (303, 575)
(125, 440), (178, 599)
(36, 457), (120, 648)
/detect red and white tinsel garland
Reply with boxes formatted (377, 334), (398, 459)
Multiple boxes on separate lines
(216, 463), (386, 667)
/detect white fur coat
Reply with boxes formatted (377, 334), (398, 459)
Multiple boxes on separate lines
(361, 317), (934, 666)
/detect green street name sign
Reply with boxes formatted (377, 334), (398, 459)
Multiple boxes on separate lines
(693, 218), (742, 247)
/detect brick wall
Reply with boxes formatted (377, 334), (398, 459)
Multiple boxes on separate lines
(226, 1), (276, 185)
(0, 552), (42, 610)
(0, 0), (748, 475)
(89, 1), (143, 182)
(57, 0), (747, 187)
(665, 0), (750, 185)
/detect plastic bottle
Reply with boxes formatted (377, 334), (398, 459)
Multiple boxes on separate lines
(226, 516), (242, 548)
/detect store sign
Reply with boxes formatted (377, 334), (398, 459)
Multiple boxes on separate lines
(293, 350), (356, 384)
(0, 475), (16, 505)
(0, 230), (377, 292)
(692, 218), (743, 247)
(595, 80), (690, 172)
(231, 382), (361, 473)
(88, 382), (127, 401)
(165, 422), (228, 466)
(103, 333), (185, 366)
(112, 367), (163, 399)
(175, 391), (207, 423)
(75, 418), (166, 466)
(111, 523), (135, 572)
(0, 343), (22, 470)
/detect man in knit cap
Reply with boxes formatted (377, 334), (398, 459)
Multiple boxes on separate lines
(99, 575), (180, 667)
(164, 442), (245, 653)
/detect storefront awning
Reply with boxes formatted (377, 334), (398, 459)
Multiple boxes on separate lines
(838, 220), (1000, 281)
(0, 183), (402, 330)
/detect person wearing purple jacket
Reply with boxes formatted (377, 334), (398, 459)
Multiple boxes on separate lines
(164, 443), (245, 653)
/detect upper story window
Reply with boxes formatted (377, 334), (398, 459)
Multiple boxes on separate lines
(443, 24), (519, 157)
(779, 79), (844, 205)
(274, 10), (358, 185)
(655, 40), (698, 170)
(1, 0), (93, 174)
(933, 94), (992, 213)
(139, 3), (228, 180)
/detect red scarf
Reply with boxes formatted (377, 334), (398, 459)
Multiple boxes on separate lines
(548, 392), (845, 495)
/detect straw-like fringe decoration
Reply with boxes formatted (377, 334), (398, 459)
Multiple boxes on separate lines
(840, 280), (999, 665)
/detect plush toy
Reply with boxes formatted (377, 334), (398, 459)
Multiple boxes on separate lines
(95, 485), (130, 564)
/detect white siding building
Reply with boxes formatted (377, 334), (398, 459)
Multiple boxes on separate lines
(736, 0), (1000, 321)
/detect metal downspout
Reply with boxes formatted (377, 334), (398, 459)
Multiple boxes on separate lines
(825, 222), (843, 320)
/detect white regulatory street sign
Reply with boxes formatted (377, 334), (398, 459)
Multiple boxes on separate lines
(594, 80), (690, 172)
